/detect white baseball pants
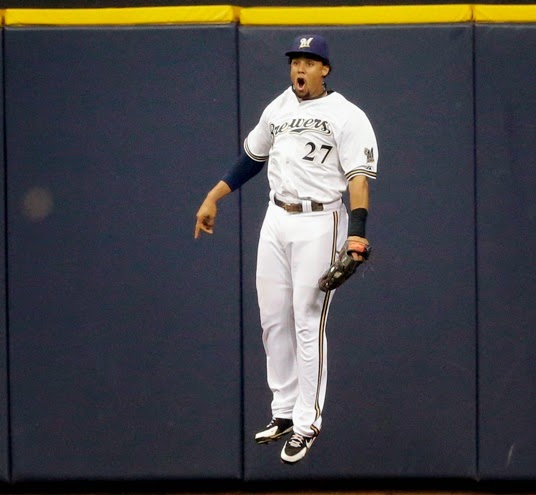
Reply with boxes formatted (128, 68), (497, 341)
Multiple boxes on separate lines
(256, 198), (348, 438)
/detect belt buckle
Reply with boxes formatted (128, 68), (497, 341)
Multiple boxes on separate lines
(283, 202), (300, 213)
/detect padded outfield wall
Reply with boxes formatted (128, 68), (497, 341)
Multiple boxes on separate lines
(4, 7), (242, 482)
(0, 3), (534, 485)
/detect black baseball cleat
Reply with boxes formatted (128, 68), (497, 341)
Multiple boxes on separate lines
(255, 417), (293, 444)
(280, 432), (316, 464)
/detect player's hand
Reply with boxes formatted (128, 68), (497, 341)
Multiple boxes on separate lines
(195, 198), (217, 238)
(346, 236), (370, 261)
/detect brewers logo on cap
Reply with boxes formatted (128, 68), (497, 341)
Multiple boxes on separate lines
(285, 34), (330, 64)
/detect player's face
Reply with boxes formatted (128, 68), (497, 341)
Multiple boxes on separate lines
(290, 56), (330, 100)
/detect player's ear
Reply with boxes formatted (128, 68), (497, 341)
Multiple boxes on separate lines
(322, 65), (330, 77)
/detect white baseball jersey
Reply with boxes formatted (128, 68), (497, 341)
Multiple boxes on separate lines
(245, 86), (378, 204)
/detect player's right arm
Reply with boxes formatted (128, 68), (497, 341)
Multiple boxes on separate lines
(194, 150), (267, 239)
(195, 103), (272, 239)
(194, 180), (232, 238)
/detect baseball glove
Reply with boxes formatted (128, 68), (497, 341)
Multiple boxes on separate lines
(318, 238), (371, 292)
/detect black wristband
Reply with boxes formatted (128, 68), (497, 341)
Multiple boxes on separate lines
(348, 208), (368, 237)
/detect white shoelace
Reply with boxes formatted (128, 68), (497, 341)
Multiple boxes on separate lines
(288, 433), (305, 447)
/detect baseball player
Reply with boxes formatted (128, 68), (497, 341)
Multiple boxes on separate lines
(195, 34), (378, 464)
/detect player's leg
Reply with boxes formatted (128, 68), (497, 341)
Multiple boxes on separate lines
(288, 204), (347, 438)
(256, 204), (298, 424)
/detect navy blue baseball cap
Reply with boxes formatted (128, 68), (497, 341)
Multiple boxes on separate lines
(285, 34), (330, 65)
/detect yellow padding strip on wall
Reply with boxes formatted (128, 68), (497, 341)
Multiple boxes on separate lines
(3, 5), (536, 26)
(473, 4), (536, 22)
(239, 5), (473, 25)
(4, 5), (240, 26)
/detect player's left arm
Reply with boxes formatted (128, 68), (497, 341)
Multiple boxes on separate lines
(348, 175), (369, 211)
(347, 175), (370, 261)
(317, 174), (371, 292)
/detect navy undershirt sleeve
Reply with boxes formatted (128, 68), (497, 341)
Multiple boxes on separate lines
(221, 151), (266, 191)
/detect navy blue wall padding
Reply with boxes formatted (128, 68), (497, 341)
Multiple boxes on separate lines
(240, 25), (476, 480)
(5, 25), (241, 481)
(475, 24), (536, 480)
(0, 29), (10, 483)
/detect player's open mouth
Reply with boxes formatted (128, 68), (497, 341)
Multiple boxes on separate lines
(296, 77), (306, 91)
